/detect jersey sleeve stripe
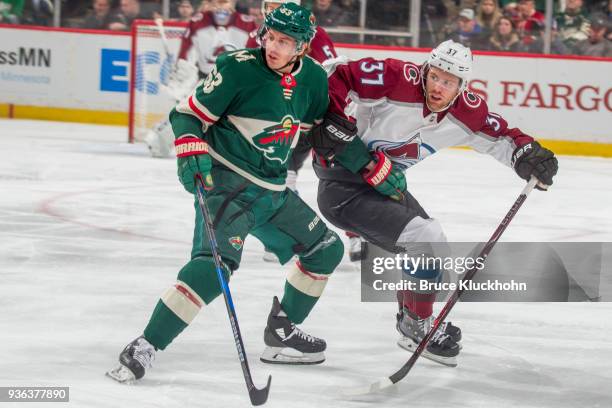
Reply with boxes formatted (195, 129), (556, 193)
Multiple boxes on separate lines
(187, 95), (218, 124)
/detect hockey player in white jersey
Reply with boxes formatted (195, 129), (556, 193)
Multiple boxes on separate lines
(144, 0), (256, 157)
(307, 40), (559, 366)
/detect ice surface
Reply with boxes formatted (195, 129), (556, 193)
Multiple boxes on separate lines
(1, 119), (611, 408)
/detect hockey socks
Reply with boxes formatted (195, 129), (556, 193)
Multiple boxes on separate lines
(400, 290), (436, 319)
(144, 257), (229, 350)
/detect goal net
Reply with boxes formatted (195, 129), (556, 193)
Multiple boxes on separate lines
(129, 20), (188, 143)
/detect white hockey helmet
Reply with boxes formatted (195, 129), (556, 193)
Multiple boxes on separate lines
(425, 40), (473, 92)
(261, 0), (301, 16)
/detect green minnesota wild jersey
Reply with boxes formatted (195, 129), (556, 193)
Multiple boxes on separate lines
(170, 48), (329, 191)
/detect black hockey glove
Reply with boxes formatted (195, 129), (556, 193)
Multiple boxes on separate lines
(511, 141), (558, 190)
(307, 111), (358, 160)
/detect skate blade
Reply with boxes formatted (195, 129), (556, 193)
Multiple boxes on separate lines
(106, 365), (136, 384)
(397, 338), (458, 367)
(260, 346), (325, 365)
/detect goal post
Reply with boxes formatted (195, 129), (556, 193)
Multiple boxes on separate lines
(128, 19), (188, 143)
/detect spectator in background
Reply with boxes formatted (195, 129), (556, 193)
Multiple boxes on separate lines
(176, 0), (194, 21)
(441, 0), (478, 21)
(23, 0), (54, 25)
(246, 0), (263, 25)
(503, 2), (522, 26)
(516, 0), (545, 39)
(519, 19), (570, 53)
(500, 0), (546, 12)
(312, 0), (347, 27)
(555, 0), (591, 51)
(82, 0), (113, 29)
(488, 15), (521, 50)
(108, 0), (157, 30)
(0, 0), (24, 23)
(476, 0), (502, 35)
(574, 12), (612, 55)
(448, 8), (487, 49)
(607, 0), (611, 40)
(199, 0), (213, 12)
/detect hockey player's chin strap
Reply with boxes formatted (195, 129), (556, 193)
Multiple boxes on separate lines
(278, 54), (301, 73)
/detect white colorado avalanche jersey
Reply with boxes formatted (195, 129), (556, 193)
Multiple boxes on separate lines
(324, 56), (534, 171)
(178, 11), (256, 75)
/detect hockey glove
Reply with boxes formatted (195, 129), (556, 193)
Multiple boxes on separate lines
(175, 136), (213, 194)
(362, 151), (407, 200)
(308, 111), (358, 160)
(164, 59), (199, 101)
(512, 141), (558, 190)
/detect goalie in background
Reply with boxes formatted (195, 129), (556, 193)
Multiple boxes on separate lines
(144, 0), (256, 157)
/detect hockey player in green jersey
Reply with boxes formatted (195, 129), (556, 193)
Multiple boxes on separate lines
(107, 3), (353, 384)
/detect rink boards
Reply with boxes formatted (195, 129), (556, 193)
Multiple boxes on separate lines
(0, 23), (611, 156)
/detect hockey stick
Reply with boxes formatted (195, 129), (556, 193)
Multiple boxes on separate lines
(194, 175), (272, 406)
(348, 176), (539, 396)
(154, 17), (173, 62)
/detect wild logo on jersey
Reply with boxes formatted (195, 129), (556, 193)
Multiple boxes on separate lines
(252, 115), (300, 163)
(369, 133), (436, 170)
(229, 236), (244, 250)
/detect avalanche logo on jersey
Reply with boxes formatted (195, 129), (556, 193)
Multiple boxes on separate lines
(206, 43), (239, 64)
(368, 133), (436, 170)
(252, 115), (300, 163)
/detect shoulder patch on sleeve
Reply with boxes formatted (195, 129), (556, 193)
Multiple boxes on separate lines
(402, 62), (421, 86)
(451, 90), (489, 132)
(461, 90), (483, 109)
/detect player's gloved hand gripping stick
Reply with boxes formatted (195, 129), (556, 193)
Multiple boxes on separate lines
(175, 137), (214, 193)
(193, 174), (272, 406)
(361, 151), (407, 201)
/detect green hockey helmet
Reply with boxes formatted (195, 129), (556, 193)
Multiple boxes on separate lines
(261, 2), (316, 51)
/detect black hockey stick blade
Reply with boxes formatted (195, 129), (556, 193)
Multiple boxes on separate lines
(249, 375), (272, 406)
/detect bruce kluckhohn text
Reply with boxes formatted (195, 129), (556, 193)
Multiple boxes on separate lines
(372, 279), (528, 292)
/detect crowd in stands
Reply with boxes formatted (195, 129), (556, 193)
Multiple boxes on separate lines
(424, 0), (612, 56)
(1, 0), (610, 57)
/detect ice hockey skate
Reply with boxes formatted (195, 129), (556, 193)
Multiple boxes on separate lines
(396, 308), (460, 367)
(106, 336), (156, 383)
(260, 297), (326, 365)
